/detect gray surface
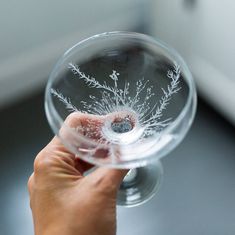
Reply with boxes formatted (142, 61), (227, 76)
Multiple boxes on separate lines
(0, 93), (235, 235)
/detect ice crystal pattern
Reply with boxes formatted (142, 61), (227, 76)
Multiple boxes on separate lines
(51, 62), (181, 138)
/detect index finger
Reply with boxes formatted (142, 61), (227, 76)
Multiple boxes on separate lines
(41, 112), (106, 174)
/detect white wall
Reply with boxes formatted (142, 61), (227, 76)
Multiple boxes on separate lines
(0, 0), (148, 108)
(150, 0), (235, 125)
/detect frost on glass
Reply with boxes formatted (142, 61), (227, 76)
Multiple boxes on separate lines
(51, 62), (181, 145)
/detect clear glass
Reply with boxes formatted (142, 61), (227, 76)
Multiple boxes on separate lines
(45, 32), (197, 206)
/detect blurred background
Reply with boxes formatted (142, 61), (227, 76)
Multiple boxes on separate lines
(0, 0), (234, 234)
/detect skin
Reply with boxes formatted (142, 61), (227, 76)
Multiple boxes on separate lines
(28, 113), (127, 235)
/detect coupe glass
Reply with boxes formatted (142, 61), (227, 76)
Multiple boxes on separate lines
(45, 32), (197, 207)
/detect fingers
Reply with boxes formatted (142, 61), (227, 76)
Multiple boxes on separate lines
(34, 112), (105, 175)
(62, 112), (105, 140)
(35, 136), (75, 166)
(27, 172), (34, 194)
(59, 112), (107, 156)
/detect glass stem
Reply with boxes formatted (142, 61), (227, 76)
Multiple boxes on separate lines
(117, 160), (163, 207)
(122, 168), (138, 187)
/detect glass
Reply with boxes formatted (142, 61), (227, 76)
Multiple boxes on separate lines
(45, 32), (197, 207)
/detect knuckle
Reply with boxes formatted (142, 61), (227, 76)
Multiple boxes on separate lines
(27, 173), (34, 192)
(65, 112), (82, 127)
(33, 150), (55, 173)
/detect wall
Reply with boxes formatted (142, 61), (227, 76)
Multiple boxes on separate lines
(150, 0), (235, 124)
(0, 0), (148, 108)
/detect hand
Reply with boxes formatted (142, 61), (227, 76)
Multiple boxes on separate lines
(28, 113), (127, 235)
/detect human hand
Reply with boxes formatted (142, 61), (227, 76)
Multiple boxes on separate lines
(28, 113), (127, 235)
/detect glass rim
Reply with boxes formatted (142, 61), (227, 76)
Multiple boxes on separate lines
(45, 31), (197, 165)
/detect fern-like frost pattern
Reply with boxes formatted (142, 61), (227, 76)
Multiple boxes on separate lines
(51, 62), (181, 139)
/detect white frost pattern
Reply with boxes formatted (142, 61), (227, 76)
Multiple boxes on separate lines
(50, 88), (78, 112)
(51, 62), (181, 138)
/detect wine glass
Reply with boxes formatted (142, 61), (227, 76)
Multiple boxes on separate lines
(45, 31), (197, 207)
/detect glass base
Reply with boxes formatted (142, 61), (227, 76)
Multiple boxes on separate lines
(117, 160), (163, 207)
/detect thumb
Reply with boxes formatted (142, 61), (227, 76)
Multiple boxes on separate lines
(87, 167), (128, 192)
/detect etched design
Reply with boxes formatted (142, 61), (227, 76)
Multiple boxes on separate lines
(51, 62), (181, 140)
